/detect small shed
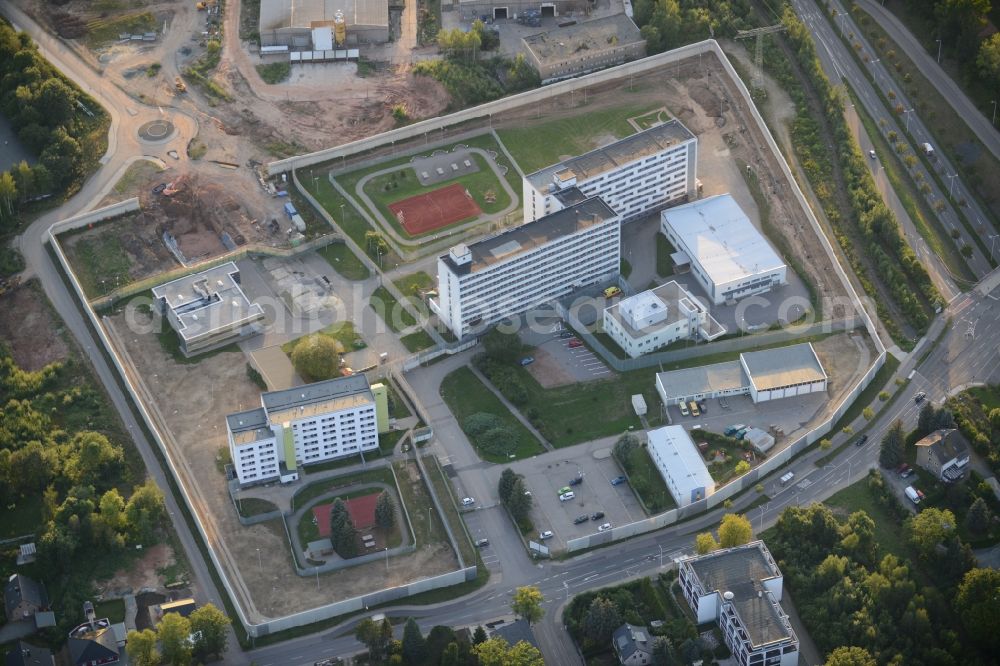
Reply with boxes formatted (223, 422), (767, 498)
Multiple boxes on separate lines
(631, 394), (647, 417)
(744, 427), (775, 454)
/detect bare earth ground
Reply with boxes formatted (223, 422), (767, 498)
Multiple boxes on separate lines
(103, 309), (457, 619)
(527, 346), (576, 388)
(60, 210), (179, 281)
(97, 542), (174, 597)
(0, 280), (70, 370)
(812, 330), (874, 423)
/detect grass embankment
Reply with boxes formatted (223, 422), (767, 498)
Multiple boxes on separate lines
(439, 367), (544, 462)
(256, 62), (291, 84)
(422, 455), (476, 565)
(615, 446), (677, 514)
(85, 12), (156, 47)
(316, 242), (370, 280)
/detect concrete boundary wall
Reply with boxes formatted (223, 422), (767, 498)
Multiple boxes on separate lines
(47, 211), (479, 638)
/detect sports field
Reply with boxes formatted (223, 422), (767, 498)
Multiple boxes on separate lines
(388, 183), (483, 235)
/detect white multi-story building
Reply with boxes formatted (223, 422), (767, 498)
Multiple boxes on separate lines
(661, 194), (787, 305)
(602, 281), (725, 358)
(646, 425), (715, 507)
(522, 120), (697, 224)
(226, 375), (386, 485)
(431, 197), (620, 338)
(678, 541), (799, 666)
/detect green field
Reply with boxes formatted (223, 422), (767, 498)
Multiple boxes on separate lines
(370, 286), (417, 333)
(317, 242), (370, 280)
(393, 271), (435, 296)
(496, 104), (656, 174)
(62, 234), (133, 298)
(616, 446), (677, 513)
(439, 367), (544, 462)
(401, 329), (435, 352)
(822, 478), (909, 560)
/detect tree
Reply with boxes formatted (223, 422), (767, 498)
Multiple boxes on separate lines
(734, 460), (751, 475)
(511, 586), (544, 625)
(401, 617), (427, 665)
(0, 171), (15, 221)
(375, 490), (396, 529)
(189, 603), (229, 661)
(365, 230), (389, 257)
(652, 636), (673, 665)
(907, 507), (956, 558)
(965, 497), (992, 535)
(329, 498), (357, 557)
(498, 468), (518, 505)
(932, 407), (955, 430)
(473, 637), (544, 666)
(39, 126), (81, 186)
(124, 479), (165, 544)
(862, 406), (875, 420)
(425, 626), (458, 664)
(979, 33), (1000, 91)
(718, 513), (753, 548)
(482, 328), (522, 364)
(291, 334), (340, 382)
(126, 628), (160, 666)
(956, 568), (1000, 651)
(819, 438), (832, 450)
(917, 403), (935, 435)
(65, 431), (124, 489)
(440, 642), (460, 666)
(695, 532), (718, 554)
(36, 77), (77, 127)
(879, 420), (904, 469)
(824, 646), (877, 666)
(506, 478), (532, 521)
(157, 611), (193, 666)
(355, 617), (394, 662)
(582, 596), (622, 644)
(472, 625), (488, 645)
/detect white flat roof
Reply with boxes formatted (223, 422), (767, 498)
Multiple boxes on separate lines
(662, 194), (785, 286)
(152, 262), (264, 341)
(657, 360), (747, 399)
(741, 343), (827, 391)
(648, 425), (714, 501)
(260, 0), (388, 30)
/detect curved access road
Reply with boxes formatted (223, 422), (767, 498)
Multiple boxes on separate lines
(857, 0), (1000, 163)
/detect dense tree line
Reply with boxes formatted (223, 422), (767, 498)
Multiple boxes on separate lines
(127, 603), (230, 665)
(352, 618), (542, 665)
(0, 20), (108, 226)
(634, 0), (755, 53)
(0, 346), (167, 634)
(497, 467), (532, 531)
(767, 489), (994, 665)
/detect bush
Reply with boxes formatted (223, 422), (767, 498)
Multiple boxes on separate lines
(256, 61), (291, 84)
(291, 334), (340, 381)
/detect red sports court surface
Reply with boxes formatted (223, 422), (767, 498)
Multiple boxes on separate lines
(311, 492), (379, 537)
(388, 182), (482, 235)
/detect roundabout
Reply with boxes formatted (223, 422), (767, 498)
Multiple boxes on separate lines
(137, 119), (175, 143)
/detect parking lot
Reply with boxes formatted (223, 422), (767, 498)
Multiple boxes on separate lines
(517, 317), (611, 385)
(665, 391), (829, 445)
(486, 441), (645, 553)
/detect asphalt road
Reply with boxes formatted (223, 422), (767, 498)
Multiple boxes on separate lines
(793, 0), (993, 278)
(856, 0), (1000, 163)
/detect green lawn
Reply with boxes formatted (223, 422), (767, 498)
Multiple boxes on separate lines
(698, 431), (756, 486)
(459, 134), (524, 198)
(393, 271), (435, 296)
(0, 494), (42, 539)
(236, 498), (278, 518)
(617, 447), (677, 513)
(62, 234), (133, 298)
(422, 455), (476, 565)
(291, 467), (396, 511)
(393, 459), (448, 549)
(823, 478), (909, 560)
(966, 385), (1000, 411)
(281, 321), (366, 356)
(93, 599), (126, 624)
(401, 329), (436, 352)
(370, 286), (417, 333)
(386, 384), (412, 419)
(496, 104), (656, 174)
(656, 233), (676, 278)
(439, 366), (544, 462)
(316, 242), (370, 280)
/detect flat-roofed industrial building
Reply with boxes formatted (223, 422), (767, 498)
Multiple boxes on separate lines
(259, 0), (389, 47)
(152, 262), (265, 357)
(661, 194), (787, 305)
(646, 425), (715, 507)
(521, 14), (646, 84)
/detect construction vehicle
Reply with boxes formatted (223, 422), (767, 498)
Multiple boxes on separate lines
(174, 77), (186, 93)
(196, 1), (206, 9)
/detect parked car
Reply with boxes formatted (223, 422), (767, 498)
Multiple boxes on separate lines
(475, 538), (489, 547)
(539, 530), (554, 540)
(590, 511), (605, 521)
(869, 149), (876, 159)
(520, 356), (535, 366)
(461, 497), (475, 506)
(569, 476), (583, 486)
(559, 491), (575, 502)
(698, 401), (707, 414)
(689, 401), (700, 417)
(152, 183), (167, 194)
(598, 523), (613, 532)
(914, 391), (927, 404)
(558, 486), (572, 495)
(679, 402), (690, 417)
(574, 515), (589, 524)
(855, 434), (869, 447)
(558, 330), (574, 339)
(568, 339), (583, 348)
(724, 424), (746, 436)
(603, 286), (622, 298)
(610, 476), (627, 486)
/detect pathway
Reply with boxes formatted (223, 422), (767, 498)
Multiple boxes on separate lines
(468, 365), (553, 452)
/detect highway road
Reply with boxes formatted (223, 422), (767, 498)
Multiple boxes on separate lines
(795, 0), (996, 276)
(856, 0), (1000, 163)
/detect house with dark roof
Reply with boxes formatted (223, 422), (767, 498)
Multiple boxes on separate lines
(612, 623), (654, 665)
(4, 642), (54, 666)
(916, 429), (970, 483)
(68, 619), (120, 666)
(3, 575), (47, 622)
(491, 619), (538, 650)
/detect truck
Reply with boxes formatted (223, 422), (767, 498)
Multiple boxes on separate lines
(283, 202), (298, 218)
(922, 142), (934, 157)
(904, 486), (921, 505)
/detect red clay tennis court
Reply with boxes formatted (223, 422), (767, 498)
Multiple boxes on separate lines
(388, 183), (482, 235)
(312, 492), (379, 537)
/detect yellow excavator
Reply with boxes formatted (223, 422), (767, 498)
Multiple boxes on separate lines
(174, 77), (186, 93)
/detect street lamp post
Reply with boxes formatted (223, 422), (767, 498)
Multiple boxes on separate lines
(948, 174), (958, 198)
(904, 108), (915, 133)
(936, 38), (942, 64)
(992, 100), (998, 126)
(385, 546), (389, 571)
(256, 548), (262, 574)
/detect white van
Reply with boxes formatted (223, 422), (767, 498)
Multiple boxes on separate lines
(780, 472), (795, 486)
(904, 486), (921, 504)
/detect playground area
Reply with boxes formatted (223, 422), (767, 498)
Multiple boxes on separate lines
(389, 183), (483, 235)
(312, 491), (380, 536)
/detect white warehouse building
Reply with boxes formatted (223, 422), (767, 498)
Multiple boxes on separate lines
(226, 375), (388, 485)
(661, 194), (787, 305)
(603, 281), (726, 358)
(431, 196), (620, 338)
(646, 425), (715, 507)
(678, 541), (799, 666)
(523, 120), (697, 224)
(655, 342), (828, 407)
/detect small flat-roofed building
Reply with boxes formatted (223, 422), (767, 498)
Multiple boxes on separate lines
(226, 375), (379, 485)
(522, 14), (646, 84)
(646, 425), (715, 507)
(431, 196), (620, 338)
(739, 343), (827, 402)
(678, 541), (799, 666)
(259, 0), (389, 47)
(152, 262), (265, 357)
(524, 120), (697, 224)
(603, 281), (725, 358)
(915, 429), (970, 483)
(661, 194), (787, 305)
(457, 0), (584, 22)
(655, 343), (827, 407)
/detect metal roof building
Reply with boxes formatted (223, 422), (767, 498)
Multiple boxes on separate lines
(646, 425), (715, 507)
(521, 13), (646, 84)
(661, 194), (787, 304)
(259, 0), (389, 46)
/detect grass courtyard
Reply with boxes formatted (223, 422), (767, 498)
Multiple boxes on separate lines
(317, 242), (370, 281)
(281, 321), (366, 356)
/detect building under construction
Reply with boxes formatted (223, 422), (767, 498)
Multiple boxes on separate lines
(259, 0), (389, 47)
